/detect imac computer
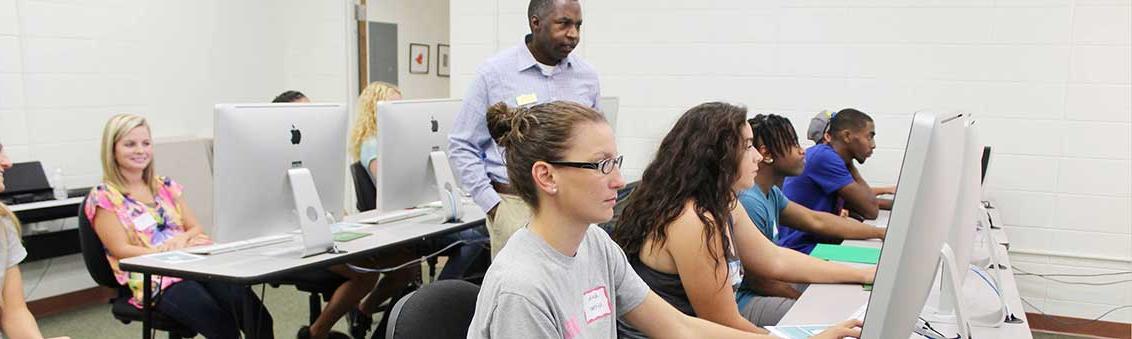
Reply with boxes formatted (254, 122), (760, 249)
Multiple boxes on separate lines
(949, 117), (982, 283)
(375, 99), (464, 221)
(599, 96), (619, 133)
(209, 103), (348, 256)
(924, 117), (1017, 327)
(860, 111), (969, 339)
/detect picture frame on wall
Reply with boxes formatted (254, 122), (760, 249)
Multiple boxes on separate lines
(409, 43), (429, 74)
(437, 44), (450, 77)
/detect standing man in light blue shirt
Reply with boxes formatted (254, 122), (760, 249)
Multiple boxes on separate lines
(449, 0), (600, 257)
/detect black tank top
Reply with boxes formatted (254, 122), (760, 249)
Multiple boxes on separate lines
(617, 220), (745, 338)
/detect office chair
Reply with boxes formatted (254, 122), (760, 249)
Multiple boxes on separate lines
(383, 280), (480, 339)
(269, 270), (348, 325)
(351, 161), (377, 212)
(76, 199), (197, 339)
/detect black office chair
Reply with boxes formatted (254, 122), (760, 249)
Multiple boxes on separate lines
(351, 161), (377, 212)
(76, 199), (198, 339)
(269, 269), (347, 325)
(382, 280), (480, 339)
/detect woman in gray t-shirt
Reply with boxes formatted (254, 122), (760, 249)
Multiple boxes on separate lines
(0, 142), (67, 338)
(467, 100), (862, 339)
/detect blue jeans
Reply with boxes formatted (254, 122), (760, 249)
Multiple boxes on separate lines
(433, 226), (489, 280)
(156, 280), (274, 339)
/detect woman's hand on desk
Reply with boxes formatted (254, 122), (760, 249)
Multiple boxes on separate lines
(810, 319), (862, 339)
(188, 234), (212, 246)
(157, 234), (194, 251)
(858, 266), (877, 284)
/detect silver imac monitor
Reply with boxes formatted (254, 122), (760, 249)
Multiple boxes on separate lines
(212, 103), (348, 243)
(375, 99), (461, 212)
(599, 96), (619, 133)
(861, 111), (967, 339)
(948, 116), (982, 283)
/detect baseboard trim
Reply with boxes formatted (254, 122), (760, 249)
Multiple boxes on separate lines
(1027, 312), (1131, 339)
(27, 287), (116, 318)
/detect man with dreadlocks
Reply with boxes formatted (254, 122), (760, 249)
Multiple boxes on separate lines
(737, 114), (887, 297)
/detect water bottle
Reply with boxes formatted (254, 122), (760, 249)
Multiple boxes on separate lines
(52, 168), (67, 200)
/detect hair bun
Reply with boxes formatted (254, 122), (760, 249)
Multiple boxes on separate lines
(485, 102), (539, 148)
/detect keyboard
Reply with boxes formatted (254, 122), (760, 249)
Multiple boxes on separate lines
(356, 208), (433, 224)
(185, 234), (295, 255)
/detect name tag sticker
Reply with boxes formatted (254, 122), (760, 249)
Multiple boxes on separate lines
(516, 93), (538, 106)
(582, 286), (612, 324)
(132, 213), (158, 231)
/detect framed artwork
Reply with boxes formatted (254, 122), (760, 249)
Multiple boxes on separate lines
(437, 44), (451, 77)
(409, 43), (429, 74)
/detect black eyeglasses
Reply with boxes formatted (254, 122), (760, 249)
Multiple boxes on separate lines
(547, 155), (624, 175)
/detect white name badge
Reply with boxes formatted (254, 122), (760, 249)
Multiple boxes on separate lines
(132, 213), (158, 231)
(582, 286), (612, 324)
(516, 93), (538, 106)
(728, 259), (744, 288)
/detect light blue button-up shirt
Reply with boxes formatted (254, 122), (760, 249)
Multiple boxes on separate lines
(448, 37), (601, 212)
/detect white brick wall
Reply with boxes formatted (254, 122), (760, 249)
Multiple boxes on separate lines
(452, 0), (1132, 322)
(1, 0), (355, 300)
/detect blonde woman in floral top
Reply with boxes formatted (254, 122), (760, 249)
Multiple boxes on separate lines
(85, 114), (273, 339)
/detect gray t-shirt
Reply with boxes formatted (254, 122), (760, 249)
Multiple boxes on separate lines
(468, 225), (650, 339)
(0, 218), (28, 294)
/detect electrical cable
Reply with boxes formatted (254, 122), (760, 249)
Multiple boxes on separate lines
(344, 240), (468, 275)
(1019, 298), (1131, 327)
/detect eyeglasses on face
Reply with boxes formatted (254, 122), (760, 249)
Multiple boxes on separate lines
(546, 155), (624, 175)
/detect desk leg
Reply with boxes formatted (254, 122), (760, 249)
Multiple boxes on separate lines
(142, 273), (153, 339)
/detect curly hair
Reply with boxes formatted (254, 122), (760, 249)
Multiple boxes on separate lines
(613, 102), (749, 270)
(349, 82), (401, 161)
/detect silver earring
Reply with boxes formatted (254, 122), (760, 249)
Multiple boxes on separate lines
(550, 187), (558, 193)
(764, 158), (774, 164)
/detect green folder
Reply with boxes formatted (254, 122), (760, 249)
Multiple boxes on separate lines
(333, 231), (371, 242)
(809, 244), (881, 265)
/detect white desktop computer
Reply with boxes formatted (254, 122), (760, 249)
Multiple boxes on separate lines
(860, 111), (970, 339)
(924, 116), (1017, 328)
(374, 99), (465, 222)
(599, 96), (619, 134)
(208, 103), (348, 257)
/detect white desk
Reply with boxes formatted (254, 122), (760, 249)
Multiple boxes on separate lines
(7, 196), (84, 213)
(119, 201), (485, 339)
(9, 196), (86, 262)
(779, 210), (1033, 338)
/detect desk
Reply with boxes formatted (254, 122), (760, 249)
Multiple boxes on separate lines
(780, 210), (1033, 338)
(119, 201), (485, 339)
(9, 196), (84, 262)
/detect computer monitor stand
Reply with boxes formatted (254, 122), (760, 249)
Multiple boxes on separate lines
(288, 164), (338, 257)
(921, 244), (973, 339)
(430, 150), (465, 223)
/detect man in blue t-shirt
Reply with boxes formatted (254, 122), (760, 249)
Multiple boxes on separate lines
(738, 114), (887, 297)
(778, 109), (891, 254)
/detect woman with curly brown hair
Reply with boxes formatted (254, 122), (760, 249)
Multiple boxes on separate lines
(465, 100), (861, 339)
(613, 102), (874, 337)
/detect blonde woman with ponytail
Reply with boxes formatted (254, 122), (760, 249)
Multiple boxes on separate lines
(0, 142), (68, 339)
(348, 81), (402, 181)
